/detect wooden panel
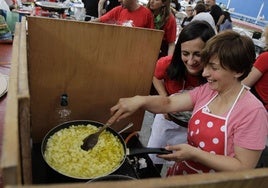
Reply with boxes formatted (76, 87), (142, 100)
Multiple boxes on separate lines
(27, 17), (163, 143)
(1, 23), (22, 185)
(17, 17), (32, 184)
(4, 168), (268, 188)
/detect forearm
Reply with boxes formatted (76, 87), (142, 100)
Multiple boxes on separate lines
(98, 0), (106, 17)
(108, 92), (192, 124)
(242, 67), (262, 87)
(167, 42), (175, 56)
(137, 95), (171, 114)
(217, 15), (225, 26)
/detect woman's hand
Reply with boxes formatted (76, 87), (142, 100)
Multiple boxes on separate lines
(157, 144), (197, 162)
(107, 96), (144, 124)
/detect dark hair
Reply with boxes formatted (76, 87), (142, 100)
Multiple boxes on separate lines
(201, 30), (256, 81)
(194, 3), (206, 14)
(167, 20), (216, 82)
(223, 11), (232, 22)
(147, 0), (171, 29)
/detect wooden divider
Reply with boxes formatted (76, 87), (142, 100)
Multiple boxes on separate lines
(27, 17), (164, 143)
(17, 17), (31, 184)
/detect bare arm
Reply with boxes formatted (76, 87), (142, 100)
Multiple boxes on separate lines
(98, 0), (107, 17)
(152, 76), (168, 96)
(167, 42), (175, 56)
(159, 144), (262, 171)
(107, 93), (193, 124)
(242, 67), (263, 87)
(217, 14), (225, 26)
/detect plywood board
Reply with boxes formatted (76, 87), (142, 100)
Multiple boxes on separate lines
(27, 17), (163, 142)
(17, 17), (31, 184)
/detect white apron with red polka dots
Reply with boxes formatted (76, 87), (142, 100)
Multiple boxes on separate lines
(166, 85), (246, 176)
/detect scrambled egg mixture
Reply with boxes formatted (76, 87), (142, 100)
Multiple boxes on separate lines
(44, 124), (125, 179)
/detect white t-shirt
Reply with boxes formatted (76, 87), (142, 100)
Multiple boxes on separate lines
(191, 12), (217, 33)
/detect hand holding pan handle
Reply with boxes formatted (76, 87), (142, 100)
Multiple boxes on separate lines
(126, 147), (172, 156)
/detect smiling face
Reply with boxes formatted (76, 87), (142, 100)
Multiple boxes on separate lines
(202, 55), (241, 92)
(181, 38), (205, 76)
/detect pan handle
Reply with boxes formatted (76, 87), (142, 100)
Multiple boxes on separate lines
(127, 147), (172, 156)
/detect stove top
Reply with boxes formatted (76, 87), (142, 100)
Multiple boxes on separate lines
(31, 133), (161, 184)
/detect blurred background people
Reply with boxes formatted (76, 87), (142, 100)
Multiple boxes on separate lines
(170, 0), (181, 15)
(147, 21), (215, 172)
(0, 14), (12, 43)
(147, 0), (177, 58)
(98, 0), (120, 17)
(180, 5), (194, 28)
(204, 0), (224, 32)
(92, 0), (154, 28)
(219, 11), (232, 32)
(191, 3), (217, 33)
(0, 0), (12, 43)
(82, 0), (99, 21)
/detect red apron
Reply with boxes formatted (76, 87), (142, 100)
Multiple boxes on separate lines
(167, 86), (245, 175)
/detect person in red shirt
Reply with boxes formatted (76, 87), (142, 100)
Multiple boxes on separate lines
(147, 0), (177, 57)
(243, 26), (268, 111)
(92, 0), (154, 29)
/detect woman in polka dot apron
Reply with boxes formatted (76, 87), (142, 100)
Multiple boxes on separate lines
(166, 85), (245, 175)
(108, 31), (268, 175)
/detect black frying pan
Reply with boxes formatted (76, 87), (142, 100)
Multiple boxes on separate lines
(41, 120), (171, 180)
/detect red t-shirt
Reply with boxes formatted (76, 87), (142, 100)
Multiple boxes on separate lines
(154, 56), (203, 95)
(99, 5), (154, 29)
(253, 51), (268, 110)
(162, 13), (177, 43)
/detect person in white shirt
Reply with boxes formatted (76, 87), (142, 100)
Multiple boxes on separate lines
(191, 3), (217, 33)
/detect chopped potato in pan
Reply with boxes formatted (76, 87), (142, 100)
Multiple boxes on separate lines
(44, 124), (124, 179)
